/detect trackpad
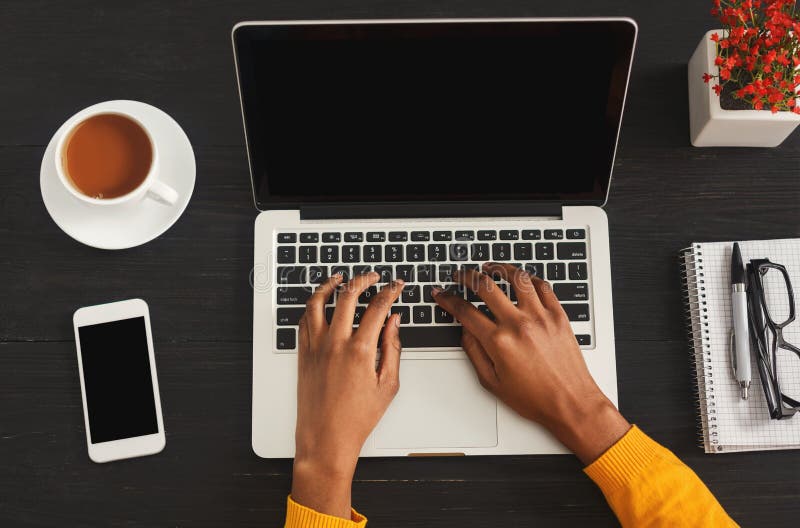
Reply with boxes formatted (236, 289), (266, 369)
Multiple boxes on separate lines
(374, 359), (498, 449)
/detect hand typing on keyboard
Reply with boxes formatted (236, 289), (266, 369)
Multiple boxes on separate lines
(432, 263), (629, 465)
(291, 272), (405, 520)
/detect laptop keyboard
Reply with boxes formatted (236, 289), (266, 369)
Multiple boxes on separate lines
(272, 228), (592, 351)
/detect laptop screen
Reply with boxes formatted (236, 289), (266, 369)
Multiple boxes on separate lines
(234, 20), (636, 209)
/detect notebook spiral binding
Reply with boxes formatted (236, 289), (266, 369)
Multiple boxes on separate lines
(680, 245), (720, 453)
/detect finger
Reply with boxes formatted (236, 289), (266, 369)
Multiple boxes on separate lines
(305, 274), (343, 331)
(297, 314), (312, 366)
(378, 314), (402, 394)
(454, 268), (518, 322)
(432, 287), (496, 339)
(531, 275), (562, 312)
(482, 262), (542, 311)
(330, 272), (380, 339)
(461, 328), (498, 392)
(356, 280), (405, 347)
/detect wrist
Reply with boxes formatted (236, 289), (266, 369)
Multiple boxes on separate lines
(550, 394), (630, 465)
(291, 456), (357, 520)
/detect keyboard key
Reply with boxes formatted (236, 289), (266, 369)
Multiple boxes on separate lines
(359, 286), (378, 304)
(535, 243), (554, 260)
(299, 246), (317, 263)
(352, 306), (366, 325)
(277, 307), (305, 326)
(277, 246), (295, 263)
(544, 229), (564, 240)
(343, 245), (361, 263)
(455, 230), (475, 241)
(353, 265), (371, 276)
(513, 243), (532, 260)
(371, 265), (390, 282)
(566, 229), (586, 239)
(385, 245), (403, 262)
(435, 306), (454, 323)
(563, 304), (590, 322)
(277, 287), (312, 305)
(402, 286), (421, 303)
(320, 246), (338, 263)
(569, 262), (588, 280)
(522, 230), (542, 240)
(389, 231), (408, 242)
(276, 328), (296, 349)
(428, 244), (446, 261)
(397, 326), (462, 348)
(423, 285), (437, 303)
(327, 306), (366, 326)
(492, 243), (511, 261)
(396, 265), (414, 283)
(467, 287), (481, 302)
(364, 245), (381, 263)
(417, 264), (435, 282)
(367, 232), (386, 242)
(344, 232), (363, 242)
(413, 305), (432, 324)
(278, 233), (296, 243)
(439, 264), (457, 282)
(322, 232), (341, 242)
(277, 266), (304, 284)
(411, 231), (430, 241)
(575, 334), (592, 346)
(553, 283), (589, 301)
(478, 230), (497, 240)
(332, 266), (350, 281)
(300, 233), (319, 243)
(557, 242), (587, 260)
(547, 263), (566, 281)
(461, 263), (479, 272)
(307, 266), (327, 284)
(391, 306), (411, 324)
(433, 231), (452, 241)
(407, 244), (425, 262)
(525, 263), (544, 278)
(471, 243), (490, 261)
(450, 244), (469, 261)
(500, 230), (519, 240)
(478, 305), (495, 321)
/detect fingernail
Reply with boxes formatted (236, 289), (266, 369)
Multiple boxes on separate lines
(431, 286), (443, 296)
(395, 279), (405, 286)
(393, 314), (401, 327)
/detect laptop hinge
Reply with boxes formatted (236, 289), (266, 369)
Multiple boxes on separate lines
(300, 201), (563, 220)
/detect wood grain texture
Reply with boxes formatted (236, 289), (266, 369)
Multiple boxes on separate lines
(2, 0), (800, 526)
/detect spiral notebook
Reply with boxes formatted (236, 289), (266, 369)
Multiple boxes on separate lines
(682, 239), (800, 453)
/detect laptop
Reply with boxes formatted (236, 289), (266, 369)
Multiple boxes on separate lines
(233, 18), (637, 457)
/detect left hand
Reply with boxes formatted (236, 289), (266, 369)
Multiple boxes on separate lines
(291, 272), (405, 519)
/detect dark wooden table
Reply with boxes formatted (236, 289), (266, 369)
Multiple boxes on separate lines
(2, 1), (800, 526)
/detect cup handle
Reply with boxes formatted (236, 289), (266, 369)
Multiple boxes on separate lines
(147, 180), (179, 206)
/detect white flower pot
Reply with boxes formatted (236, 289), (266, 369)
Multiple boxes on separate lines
(688, 29), (800, 147)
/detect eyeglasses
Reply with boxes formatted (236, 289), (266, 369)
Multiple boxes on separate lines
(746, 259), (800, 419)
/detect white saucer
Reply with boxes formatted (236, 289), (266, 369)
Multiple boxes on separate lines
(40, 100), (196, 250)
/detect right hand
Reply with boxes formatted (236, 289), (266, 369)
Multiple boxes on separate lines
(433, 263), (630, 464)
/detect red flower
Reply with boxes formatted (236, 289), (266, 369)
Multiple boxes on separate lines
(703, 73), (714, 83)
(720, 68), (731, 80)
(711, 32), (720, 42)
(713, 84), (723, 95)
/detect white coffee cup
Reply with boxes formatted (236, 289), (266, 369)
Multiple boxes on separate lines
(55, 108), (178, 206)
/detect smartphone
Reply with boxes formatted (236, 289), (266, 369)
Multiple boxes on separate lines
(73, 299), (165, 463)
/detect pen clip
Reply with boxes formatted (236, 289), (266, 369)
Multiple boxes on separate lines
(730, 329), (738, 378)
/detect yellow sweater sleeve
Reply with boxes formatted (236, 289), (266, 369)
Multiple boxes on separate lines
(284, 495), (367, 528)
(584, 426), (738, 527)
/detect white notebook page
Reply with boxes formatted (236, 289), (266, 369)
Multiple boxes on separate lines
(698, 239), (800, 450)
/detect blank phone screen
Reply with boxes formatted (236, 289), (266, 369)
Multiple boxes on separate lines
(78, 317), (158, 443)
